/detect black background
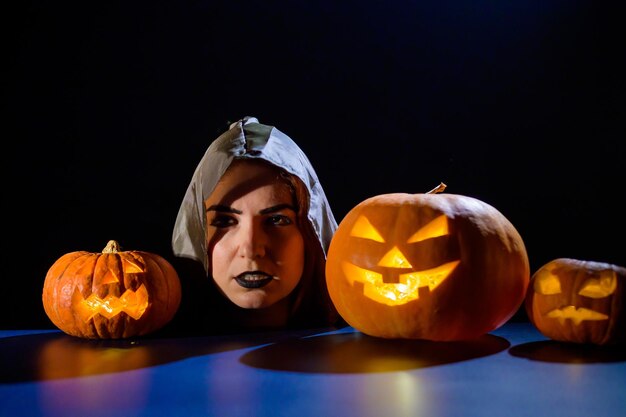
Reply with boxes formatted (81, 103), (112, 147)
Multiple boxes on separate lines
(6, 1), (624, 328)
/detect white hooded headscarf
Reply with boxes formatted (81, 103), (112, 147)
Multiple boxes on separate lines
(172, 116), (338, 275)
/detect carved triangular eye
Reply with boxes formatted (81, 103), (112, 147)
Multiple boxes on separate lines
(350, 215), (385, 242)
(578, 271), (617, 298)
(534, 270), (562, 295)
(122, 257), (145, 274)
(407, 215), (449, 243)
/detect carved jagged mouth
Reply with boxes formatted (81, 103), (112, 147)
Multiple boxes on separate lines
(547, 306), (609, 325)
(341, 260), (460, 306)
(72, 285), (149, 321)
(234, 272), (274, 289)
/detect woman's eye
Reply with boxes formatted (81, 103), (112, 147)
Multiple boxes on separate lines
(210, 215), (236, 228)
(267, 215), (293, 226)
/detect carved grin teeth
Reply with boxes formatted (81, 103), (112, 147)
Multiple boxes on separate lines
(235, 272), (273, 289)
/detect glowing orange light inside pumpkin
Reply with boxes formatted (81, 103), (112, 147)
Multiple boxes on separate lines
(343, 214), (459, 306)
(578, 276), (617, 298)
(534, 267), (618, 325)
(407, 214), (449, 243)
(546, 306), (608, 325)
(70, 244), (152, 321)
(72, 285), (149, 321)
(350, 215), (385, 242)
(378, 246), (412, 268)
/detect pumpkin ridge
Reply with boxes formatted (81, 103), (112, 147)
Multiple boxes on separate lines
(153, 253), (180, 319)
(66, 253), (100, 336)
(138, 254), (163, 334)
(43, 252), (88, 330)
(602, 264), (625, 345)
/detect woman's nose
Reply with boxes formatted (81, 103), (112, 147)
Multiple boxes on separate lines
(237, 221), (266, 258)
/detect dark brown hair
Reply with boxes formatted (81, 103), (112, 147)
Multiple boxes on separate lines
(279, 168), (340, 327)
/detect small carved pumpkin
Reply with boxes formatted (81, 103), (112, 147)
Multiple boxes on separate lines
(525, 258), (626, 345)
(42, 240), (182, 339)
(325, 184), (530, 341)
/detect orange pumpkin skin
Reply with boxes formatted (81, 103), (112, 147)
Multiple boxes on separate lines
(326, 193), (530, 341)
(42, 240), (182, 339)
(525, 258), (626, 345)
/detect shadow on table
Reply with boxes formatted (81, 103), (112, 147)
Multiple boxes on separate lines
(509, 340), (626, 363)
(240, 331), (510, 373)
(0, 327), (327, 383)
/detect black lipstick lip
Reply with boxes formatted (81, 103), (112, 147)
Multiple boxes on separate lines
(234, 271), (274, 289)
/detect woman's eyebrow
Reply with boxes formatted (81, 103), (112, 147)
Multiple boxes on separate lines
(260, 204), (296, 214)
(206, 204), (242, 214)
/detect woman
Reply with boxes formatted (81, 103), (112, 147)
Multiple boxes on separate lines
(171, 116), (341, 333)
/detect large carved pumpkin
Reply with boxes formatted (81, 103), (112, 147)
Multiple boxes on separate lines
(42, 240), (182, 339)
(326, 185), (530, 341)
(525, 258), (626, 345)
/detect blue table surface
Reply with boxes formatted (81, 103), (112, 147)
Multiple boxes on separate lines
(1, 323), (624, 417)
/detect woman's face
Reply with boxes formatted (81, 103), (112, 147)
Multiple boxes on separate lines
(204, 160), (305, 309)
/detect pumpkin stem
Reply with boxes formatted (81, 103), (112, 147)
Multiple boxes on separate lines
(427, 182), (447, 194)
(102, 240), (121, 253)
